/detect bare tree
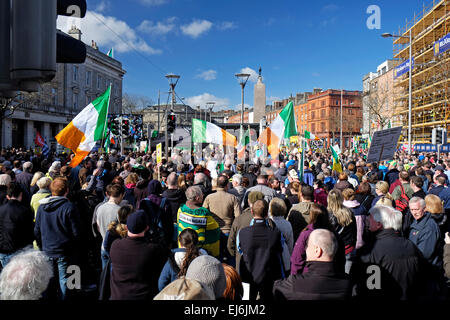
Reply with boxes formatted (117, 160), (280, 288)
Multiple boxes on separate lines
(362, 81), (391, 135)
(122, 93), (154, 115)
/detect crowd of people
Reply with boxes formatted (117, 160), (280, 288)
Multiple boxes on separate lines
(0, 146), (449, 301)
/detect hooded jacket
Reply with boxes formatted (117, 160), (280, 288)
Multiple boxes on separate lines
(134, 179), (150, 204)
(287, 201), (313, 243)
(34, 196), (82, 258)
(343, 200), (367, 249)
(162, 188), (187, 223)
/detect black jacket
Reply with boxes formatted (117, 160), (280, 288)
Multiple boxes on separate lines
(109, 237), (168, 300)
(352, 229), (423, 300)
(238, 219), (283, 299)
(0, 200), (34, 254)
(162, 188), (187, 223)
(273, 261), (352, 300)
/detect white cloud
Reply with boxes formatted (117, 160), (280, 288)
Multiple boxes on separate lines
(217, 21), (237, 30)
(322, 4), (339, 11)
(181, 20), (213, 38)
(137, 17), (177, 35)
(185, 93), (230, 110)
(95, 0), (110, 12)
(239, 67), (260, 83)
(195, 70), (217, 81)
(139, 0), (169, 6)
(57, 11), (162, 55)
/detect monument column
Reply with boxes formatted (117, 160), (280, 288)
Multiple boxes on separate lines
(253, 67), (266, 124)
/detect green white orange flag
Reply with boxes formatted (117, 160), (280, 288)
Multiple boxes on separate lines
(258, 101), (297, 158)
(330, 145), (343, 173)
(56, 86), (111, 168)
(192, 118), (237, 147)
(237, 128), (250, 159)
(305, 130), (319, 140)
(107, 48), (114, 58)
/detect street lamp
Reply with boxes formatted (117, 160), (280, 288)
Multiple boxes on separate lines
(206, 101), (215, 122)
(382, 32), (412, 154)
(165, 73), (180, 158)
(235, 73), (250, 141)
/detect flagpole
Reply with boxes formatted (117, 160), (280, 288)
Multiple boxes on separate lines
(101, 84), (112, 155)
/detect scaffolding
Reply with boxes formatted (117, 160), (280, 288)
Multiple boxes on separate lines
(393, 0), (449, 144)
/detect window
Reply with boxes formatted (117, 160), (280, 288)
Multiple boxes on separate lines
(97, 75), (102, 90)
(73, 93), (78, 110)
(336, 100), (339, 105)
(321, 122), (325, 132)
(86, 71), (91, 86)
(52, 88), (57, 105)
(312, 111), (315, 119)
(321, 101), (325, 107)
(73, 66), (78, 81)
(321, 109), (325, 117)
(311, 123), (316, 132)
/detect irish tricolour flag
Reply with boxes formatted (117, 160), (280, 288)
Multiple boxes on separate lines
(258, 101), (297, 158)
(305, 130), (319, 140)
(56, 86), (111, 168)
(192, 119), (237, 147)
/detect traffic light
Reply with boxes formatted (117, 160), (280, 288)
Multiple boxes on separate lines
(168, 114), (176, 134)
(436, 129), (443, 145)
(111, 118), (120, 136)
(0, 0), (87, 97)
(122, 119), (130, 137)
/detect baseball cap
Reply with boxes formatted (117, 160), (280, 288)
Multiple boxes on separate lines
(126, 210), (148, 234)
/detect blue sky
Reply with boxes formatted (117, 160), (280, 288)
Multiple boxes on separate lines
(58, 0), (430, 110)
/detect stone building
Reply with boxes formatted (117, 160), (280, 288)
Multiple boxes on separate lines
(1, 26), (126, 149)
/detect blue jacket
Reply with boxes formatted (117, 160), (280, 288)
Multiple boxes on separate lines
(158, 247), (208, 291)
(408, 212), (441, 267)
(303, 169), (315, 187)
(34, 196), (82, 258)
(439, 187), (450, 210)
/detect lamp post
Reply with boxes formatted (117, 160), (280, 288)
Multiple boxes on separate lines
(206, 101), (215, 122)
(165, 73), (180, 158)
(382, 32), (412, 154)
(235, 73), (250, 141)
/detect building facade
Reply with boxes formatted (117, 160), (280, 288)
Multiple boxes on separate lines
(362, 60), (404, 137)
(1, 26), (126, 149)
(392, 0), (449, 145)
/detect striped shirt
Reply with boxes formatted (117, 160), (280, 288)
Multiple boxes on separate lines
(177, 204), (220, 258)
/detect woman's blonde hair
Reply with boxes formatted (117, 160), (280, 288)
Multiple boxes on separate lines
(30, 172), (44, 187)
(327, 189), (353, 227)
(425, 194), (444, 214)
(269, 197), (287, 217)
(125, 172), (139, 185)
(375, 181), (389, 195)
(376, 196), (393, 207)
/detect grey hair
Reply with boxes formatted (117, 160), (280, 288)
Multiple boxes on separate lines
(193, 173), (206, 185)
(23, 162), (33, 172)
(0, 249), (53, 300)
(0, 174), (11, 186)
(307, 229), (338, 260)
(185, 186), (203, 201)
(166, 172), (178, 187)
(369, 205), (403, 231)
(36, 177), (52, 190)
(232, 174), (242, 185)
(97, 160), (105, 169)
(409, 196), (426, 209)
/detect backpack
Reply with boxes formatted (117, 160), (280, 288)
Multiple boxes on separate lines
(143, 197), (168, 246)
(395, 184), (409, 214)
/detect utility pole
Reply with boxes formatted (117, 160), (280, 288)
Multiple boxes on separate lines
(165, 74), (180, 158)
(157, 89), (160, 135)
(340, 89), (343, 152)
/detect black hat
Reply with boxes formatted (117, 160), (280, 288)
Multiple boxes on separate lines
(126, 210), (148, 234)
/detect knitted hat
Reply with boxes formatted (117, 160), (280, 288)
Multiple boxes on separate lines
(186, 255), (226, 299)
(248, 191), (264, 204)
(154, 277), (214, 300)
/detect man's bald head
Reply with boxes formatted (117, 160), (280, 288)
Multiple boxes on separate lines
(306, 229), (338, 262)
